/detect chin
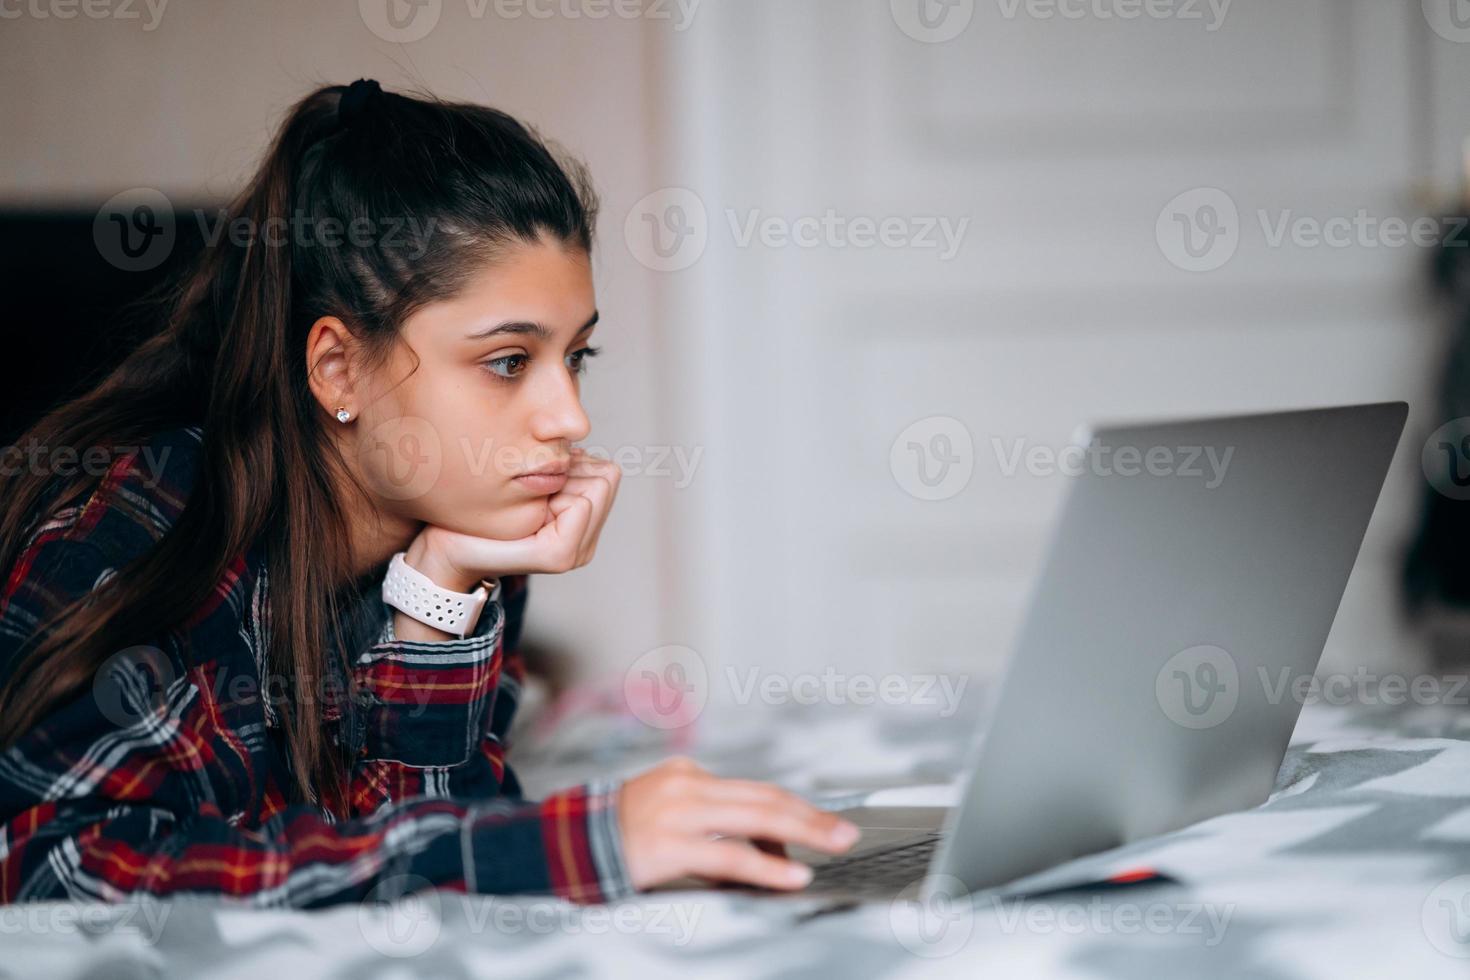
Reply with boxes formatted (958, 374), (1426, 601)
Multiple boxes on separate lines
(443, 498), (551, 541)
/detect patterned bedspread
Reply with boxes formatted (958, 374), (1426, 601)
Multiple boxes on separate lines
(4, 690), (1469, 979)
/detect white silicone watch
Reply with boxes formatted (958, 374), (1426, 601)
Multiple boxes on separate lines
(381, 551), (493, 638)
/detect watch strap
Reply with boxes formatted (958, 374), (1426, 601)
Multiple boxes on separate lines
(381, 551), (491, 638)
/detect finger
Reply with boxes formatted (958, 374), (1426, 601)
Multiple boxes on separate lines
(683, 839), (813, 891)
(698, 778), (819, 806)
(697, 782), (860, 846)
(567, 449), (616, 477)
(558, 474), (614, 563)
(680, 802), (860, 855)
(488, 494), (591, 573)
(543, 493), (593, 566)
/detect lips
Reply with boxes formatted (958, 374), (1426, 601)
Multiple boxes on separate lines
(514, 467), (569, 494)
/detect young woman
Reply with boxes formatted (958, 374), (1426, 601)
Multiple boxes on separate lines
(0, 79), (858, 907)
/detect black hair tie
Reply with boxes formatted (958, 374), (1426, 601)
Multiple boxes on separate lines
(338, 78), (382, 130)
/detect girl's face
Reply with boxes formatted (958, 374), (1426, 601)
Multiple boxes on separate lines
(350, 236), (599, 541)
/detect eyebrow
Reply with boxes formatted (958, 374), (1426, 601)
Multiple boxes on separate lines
(466, 310), (599, 342)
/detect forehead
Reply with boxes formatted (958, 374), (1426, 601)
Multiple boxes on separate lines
(451, 239), (595, 319)
(394, 238), (593, 344)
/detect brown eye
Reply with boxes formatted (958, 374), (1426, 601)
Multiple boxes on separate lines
(484, 354), (528, 379)
(566, 345), (601, 376)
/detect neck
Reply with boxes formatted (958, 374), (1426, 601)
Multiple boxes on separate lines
(327, 435), (422, 582)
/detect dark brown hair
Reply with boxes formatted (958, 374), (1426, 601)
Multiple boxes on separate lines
(0, 81), (599, 815)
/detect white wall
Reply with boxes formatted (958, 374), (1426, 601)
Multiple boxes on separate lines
(5, 1), (1468, 702)
(644, 0), (1470, 707)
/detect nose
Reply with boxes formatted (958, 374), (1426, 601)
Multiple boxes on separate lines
(527, 362), (591, 445)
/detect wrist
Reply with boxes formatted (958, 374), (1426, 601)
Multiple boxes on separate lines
(404, 532), (480, 593)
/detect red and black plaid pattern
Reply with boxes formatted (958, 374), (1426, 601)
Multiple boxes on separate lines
(0, 425), (632, 907)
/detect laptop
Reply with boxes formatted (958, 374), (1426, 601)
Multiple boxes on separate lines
(780, 401), (1408, 902)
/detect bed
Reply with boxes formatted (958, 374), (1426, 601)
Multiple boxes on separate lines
(5, 691), (1469, 979)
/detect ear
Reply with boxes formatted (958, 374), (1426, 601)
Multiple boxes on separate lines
(305, 315), (360, 420)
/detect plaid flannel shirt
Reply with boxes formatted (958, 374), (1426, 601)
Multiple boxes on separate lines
(0, 424), (633, 907)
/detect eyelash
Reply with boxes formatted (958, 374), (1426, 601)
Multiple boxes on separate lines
(483, 345), (601, 382)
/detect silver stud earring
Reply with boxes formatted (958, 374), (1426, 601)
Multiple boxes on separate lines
(335, 407), (352, 423)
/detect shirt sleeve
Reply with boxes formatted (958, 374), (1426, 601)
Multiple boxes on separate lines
(0, 526), (633, 907)
(345, 572), (634, 903)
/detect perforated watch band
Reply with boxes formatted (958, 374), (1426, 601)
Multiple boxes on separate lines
(381, 551), (492, 638)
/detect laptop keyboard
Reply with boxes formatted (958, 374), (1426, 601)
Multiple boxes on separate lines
(807, 832), (943, 894)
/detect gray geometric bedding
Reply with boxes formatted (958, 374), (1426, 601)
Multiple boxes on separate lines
(4, 695), (1468, 979)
